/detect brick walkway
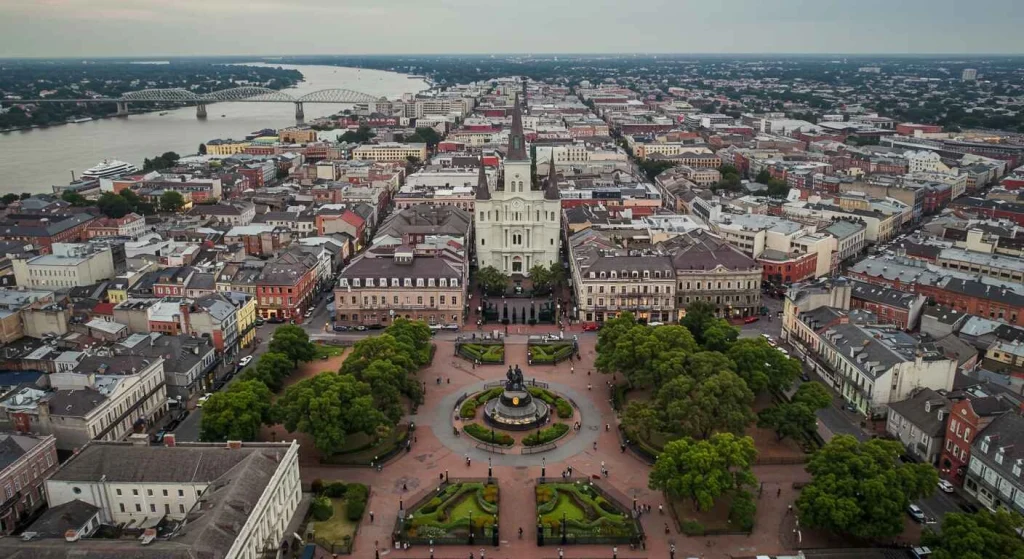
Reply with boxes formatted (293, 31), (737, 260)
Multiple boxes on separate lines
(297, 336), (810, 559)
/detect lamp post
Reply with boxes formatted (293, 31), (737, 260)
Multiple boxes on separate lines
(488, 456), (492, 479)
(561, 511), (567, 545)
(542, 456), (546, 478)
(469, 511), (474, 545)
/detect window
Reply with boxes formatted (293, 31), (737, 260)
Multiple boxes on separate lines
(135, 503), (142, 512)
(163, 490), (168, 497)
(178, 490), (184, 497)
(132, 489), (139, 496)
(147, 489), (153, 496)
(165, 504), (171, 514)
(120, 503), (126, 513)
(116, 489), (122, 496)
(179, 504), (186, 513)
(150, 503), (157, 513)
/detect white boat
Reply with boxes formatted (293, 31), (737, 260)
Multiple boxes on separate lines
(67, 117), (93, 123)
(81, 159), (139, 180)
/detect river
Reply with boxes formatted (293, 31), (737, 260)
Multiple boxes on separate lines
(0, 64), (429, 195)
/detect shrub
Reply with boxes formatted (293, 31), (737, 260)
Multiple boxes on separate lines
(421, 497), (443, 514)
(528, 387), (556, 405)
(459, 343), (505, 363)
(522, 423), (570, 446)
(680, 519), (705, 536)
(460, 399), (479, 418)
(554, 398), (573, 419)
(728, 490), (756, 532)
(463, 423), (514, 446)
(345, 483), (369, 521)
(323, 482), (347, 498)
(476, 387), (503, 404)
(310, 479), (324, 495)
(310, 496), (333, 521)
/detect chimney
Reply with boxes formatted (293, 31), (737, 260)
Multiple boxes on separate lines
(163, 434), (176, 447)
(227, 440), (242, 450)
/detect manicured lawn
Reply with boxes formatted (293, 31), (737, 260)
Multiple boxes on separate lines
(536, 483), (639, 539)
(314, 344), (346, 359)
(544, 492), (588, 522)
(449, 491), (490, 521)
(403, 482), (499, 541)
(310, 498), (358, 547)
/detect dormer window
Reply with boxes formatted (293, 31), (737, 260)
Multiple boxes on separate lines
(440, 278), (448, 288)
(352, 278), (361, 287)
(404, 278), (412, 287)
(1014, 460), (1022, 477)
(392, 278), (399, 287)
(428, 278), (435, 287)
(366, 278), (374, 287)
(416, 278), (424, 287)
(380, 278), (387, 288)
(451, 279), (459, 288)
(982, 437), (991, 453)
(589, 272), (596, 279)
(997, 448), (1005, 464)
(609, 272), (616, 279)
(633, 271), (639, 279)
(340, 278), (349, 287)
(599, 272), (606, 279)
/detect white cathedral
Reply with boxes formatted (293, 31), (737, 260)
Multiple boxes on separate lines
(474, 94), (562, 277)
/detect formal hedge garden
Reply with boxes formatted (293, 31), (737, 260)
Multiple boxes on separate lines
(463, 423), (515, 446)
(401, 481), (499, 544)
(459, 387), (504, 419)
(522, 423), (570, 447)
(306, 481), (370, 554)
(457, 342), (505, 364)
(535, 482), (641, 543)
(527, 387), (574, 419)
(528, 342), (575, 364)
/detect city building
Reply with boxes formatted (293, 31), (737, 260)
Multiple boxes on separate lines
(965, 413), (1024, 513)
(941, 384), (1013, 486)
(84, 213), (145, 240)
(5, 440), (302, 559)
(0, 213), (97, 254)
(255, 251), (318, 322)
(474, 95), (562, 276)
(0, 433), (59, 534)
(12, 243), (118, 289)
(352, 142), (428, 162)
(885, 388), (951, 465)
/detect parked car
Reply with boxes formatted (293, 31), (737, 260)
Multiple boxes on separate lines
(444, 323), (460, 331)
(238, 356), (253, 368)
(333, 325), (350, 332)
(800, 372), (811, 382)
(777, 347), (789, 356)
(355, 325), (367, 331)
(581, 322), (600, 332)
(304, 308), (314, 318)
(761, 333), (776, 345)
(744, 316), (760, 324)
(647, 321), (664, 327)
(908, 504), (926, 522)
(254, 318), (265, 326)
(429, 324), (444, 331)
(937, 480), (955, 493)
(196, 393), (213, 408)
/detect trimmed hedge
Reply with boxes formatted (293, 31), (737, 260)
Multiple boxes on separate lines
(463, 423), (514, 446)
(311, 495), (333, 521)
(459, 342), (505, 363)
(323, 482), (347, 498)
(680, 519), (705, 536)
(522, 423), (570, 446)
(345, 483), (369, 521)
(460, 387), (503, 419)
(528, 342), (575, 364)
(526, 387), (573, 419)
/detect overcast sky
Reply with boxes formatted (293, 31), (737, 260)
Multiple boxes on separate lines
(2, 0), (1022, 58)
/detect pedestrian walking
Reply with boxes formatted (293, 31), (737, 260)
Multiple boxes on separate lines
(593, 441), (598, 450)
(570, 365), (574, 374)
(587, 383), (592, 391)
(369, 511), (374, 523)
(777, 487), (782, 497)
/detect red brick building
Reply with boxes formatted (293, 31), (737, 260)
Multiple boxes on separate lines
(0, 213), (97, 254)
(915, 278), (1024, 326)
(940, 394), (1012, 485)
(758, 251), (817, 285)
(896, 123), (943, 135)
(849, 280), (924, 329)
(255, 251), (318, 322)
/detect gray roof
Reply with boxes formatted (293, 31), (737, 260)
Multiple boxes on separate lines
(888, 388), (950, 438)
(44, 388), (106, 417)
(973, 413), (1024, 480)
(820, 324), (941, 380)
(377, 205), (472, 239)
(0, 433), (49, 471)
(29, 499), (101, 538)
(341, 252), (461, 280)
(923, 304), (965, 325)
(850, 280), (919, 309)
(823, 219), (866, 239)
(51, 441), (280, 483)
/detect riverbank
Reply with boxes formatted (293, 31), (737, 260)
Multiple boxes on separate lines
(0, 64), (429, 195)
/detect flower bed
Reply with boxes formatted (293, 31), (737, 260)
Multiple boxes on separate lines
(522, 423), (570, 447)
(459, 387), (504, 419)
(463, 423), (514, 446)
(528, 342), (575, 364)
(401, 481), (499, 544)
(458, 342), (505, 364)
(527, 387), (574, 419)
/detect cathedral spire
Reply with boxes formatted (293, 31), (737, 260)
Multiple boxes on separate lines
(475, 155), (491, 201)
(507, 93), (528, 161)
(545, 155), (559, 200)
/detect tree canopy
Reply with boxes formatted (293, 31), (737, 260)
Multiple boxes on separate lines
(923, 509), (1024, 559)
(338, 125), (374, 143)
(268, 324), (317, 366)
(340, 319), (432, 416)
(758, 382), (832, 441)
(649, 433), (758, 511)
(239, 351), (294, 392)
(143, 151), (180, 172)
(595, 313), (699, 388)
(657, 370), (755, 439)
(475, 265), (509, 295)
(726, 337), (801, 393)
(160, 190), (186, 213)
(199, 380), (273, 442)
(274, 373), (388, 456)
(797, 436), (938, 539)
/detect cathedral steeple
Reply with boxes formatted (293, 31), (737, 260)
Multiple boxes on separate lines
(507, 93), (528, 161)
(475, 156), (491, 201)
(545, 156), (560, 201)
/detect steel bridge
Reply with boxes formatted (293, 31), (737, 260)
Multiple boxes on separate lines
(13, 86), (385, 121)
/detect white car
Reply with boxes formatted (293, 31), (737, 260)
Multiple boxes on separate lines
(238, 356), (253, 368)
(937, 480), (955, 493)
(196, 393), (213, 408)
(761, 333), (777, 346)
(429, 324), (444, 331)
(444, 323), (460, 331)
(647, 321), (664, 327)
(908, 504), (926, 522)
(777, 347), (789, 356)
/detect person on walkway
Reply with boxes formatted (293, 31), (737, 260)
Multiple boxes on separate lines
(593, 441), (598, 451)
(658, 504), (663, 514)
(403, 482), (407, 491)
(587, 383), (592, 391)
(369, 511), (374, 523)
(466, 454), (471, 466)
(777, 487), (782, 497)
(570, 365), (574, 374)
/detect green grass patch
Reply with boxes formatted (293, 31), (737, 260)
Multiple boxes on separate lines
(535, 483), (639, 539)
(523, 423), (570, 446)
(310, 497), (358, 549)
(404, 482), (499, 540)
(314, 344), (346, 359)
(463, 423), (514, 446)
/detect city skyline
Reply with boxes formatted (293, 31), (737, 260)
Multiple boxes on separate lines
(2, 0), (1023, 58)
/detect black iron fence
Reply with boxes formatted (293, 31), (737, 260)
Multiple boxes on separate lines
(395, 478), (500, 547)
(534, 477), (644, 547)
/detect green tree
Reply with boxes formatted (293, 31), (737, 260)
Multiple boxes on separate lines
(681, 301), (717, 346)
(766, 178), (790, 198)
(758, 400), (818, 441)
(621, 401), (660, 441)
(198, 143), (207, 155)
(239, 351), (294, 392)
(60, 190), (90, 206)
(339, 125), (374, 143)
(413, 126), (442, 148)
(273, 373), (388, 456)
(659, 371), (755, 439)
(97, 192), (131, 218)
(727, 337), (800, 393)
(792, 382), (832, 410)
(475, 265), (509, 295)
(638, 159), (676, 182)
(160, 191), (185, 213)
(1, 193), (19, 205)
(797, 436), (938, 540)
(547, 261), (565, 287)
(528, 264), (553, 293)
(755, 169), (772, 183)
(649, 433), (758, 512)
(268, 324), (317, 366)
(143, 151), (181, 172)
(686, 351), (736, 382)
(199, 380), (273, 441)
(718, 164), (739, 176)
(702, 319), (739, 352)
(923, 509), (1024, 559)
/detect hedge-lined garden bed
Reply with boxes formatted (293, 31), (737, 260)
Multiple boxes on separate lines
(463, 423), (514, 446)
(535, 482), (641, 543)
(457, 342), (505, 364)
(522, 423), (570, 447)
(307, 481), (370, 554)
(528, 342), (575, 364)
(401, 481), (499, 544)
(527, 387), (574, 419)
(459, 387), (504, 419)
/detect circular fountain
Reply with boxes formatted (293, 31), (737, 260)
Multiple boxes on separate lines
(483, 364), (550, 431)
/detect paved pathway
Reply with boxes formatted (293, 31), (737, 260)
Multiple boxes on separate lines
(296, 337), (810, 559)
